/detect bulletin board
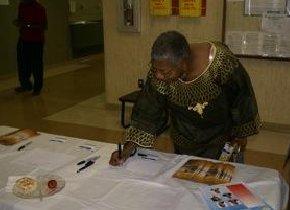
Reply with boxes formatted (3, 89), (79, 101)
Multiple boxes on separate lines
(222, 0), (290, 61)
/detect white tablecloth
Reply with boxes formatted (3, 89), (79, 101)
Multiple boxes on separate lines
(0, 126), (288, 210)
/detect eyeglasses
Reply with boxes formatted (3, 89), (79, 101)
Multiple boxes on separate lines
(149, 62), (183, 81)
(149, 63), (174, 80)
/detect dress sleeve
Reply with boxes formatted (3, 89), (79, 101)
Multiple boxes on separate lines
(226, 61), (261, 138)
(124, 72), (169, 148)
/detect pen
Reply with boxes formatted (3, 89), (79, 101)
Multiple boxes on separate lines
(140, 156), (157, 161)
(137, 153), (159, 158)
(79, 145), (92, 149)
(118, 143), (122, 159)
(50, 139), (65, 143)
(77, 160), (95, 173)
(137, 153), (147, 157)
(17, 141), (32, 151)
(77, 155), (100, 165)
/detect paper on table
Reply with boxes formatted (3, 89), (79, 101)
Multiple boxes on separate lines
(77, 143), (101, 153)
(125, 158), (166, 177)
(101, 180), (186, 210)
(68, 177), (121, 203)
(12, 195), (88, 210)
(12, 148), (75, 171)
(248, 181), (281, 210)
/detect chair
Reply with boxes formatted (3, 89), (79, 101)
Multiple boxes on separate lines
(118, 90), (141, 129)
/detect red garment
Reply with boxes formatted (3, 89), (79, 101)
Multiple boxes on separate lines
(18, 1), (47, 43)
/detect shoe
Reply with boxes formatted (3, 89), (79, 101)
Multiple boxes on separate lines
(14, 87), (32, 93)
(32, 91), (41, 96)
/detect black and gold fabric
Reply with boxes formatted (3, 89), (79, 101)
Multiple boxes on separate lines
(124, 42), (261, 159)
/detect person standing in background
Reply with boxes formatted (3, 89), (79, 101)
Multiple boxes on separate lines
(13, 0), (47, 95)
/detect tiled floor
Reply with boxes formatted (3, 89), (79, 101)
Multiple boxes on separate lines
(0, 54), (289, 185)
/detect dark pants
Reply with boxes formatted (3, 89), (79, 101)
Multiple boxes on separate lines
(17, 39), (44, 92)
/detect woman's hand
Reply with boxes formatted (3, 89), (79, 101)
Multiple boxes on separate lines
(109, 151), (125, 166)
(109, 141), (137, 166)
(232, 138), (247, 152)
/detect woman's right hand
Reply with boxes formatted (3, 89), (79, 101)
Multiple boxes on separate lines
(109, 141), (137, 166)
(109, 151), (125, 166)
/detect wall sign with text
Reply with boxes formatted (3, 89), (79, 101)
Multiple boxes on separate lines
(150, 0), (206, 17)
(150, 0), (172, 16)
(179, 0), (207, 17)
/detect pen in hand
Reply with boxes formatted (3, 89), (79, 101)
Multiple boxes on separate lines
(118, 143), (122, 159)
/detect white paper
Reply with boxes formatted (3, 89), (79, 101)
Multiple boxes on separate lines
(244, 31), (262, 55)
(262, 33), (279, 56)
(262, 13), (290, 33)
(12, 148), (76, 171)
(0, 0), (9, 5)
(277, 34), (290, 57)
(101, 181), (185, 210)
(125, 158), (165, 177)
(69, 177), (120, 203)
(226, 30), (288, 57)
(77, 143), (101, 153)
(226, 31), (263, 55)
(245, 0), (287, 15)
(226, 31), (245, 54)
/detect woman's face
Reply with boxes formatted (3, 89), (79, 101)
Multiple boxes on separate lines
(151, 59), (184, 83)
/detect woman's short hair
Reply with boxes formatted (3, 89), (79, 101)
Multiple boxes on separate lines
(151, 31), (191, 66)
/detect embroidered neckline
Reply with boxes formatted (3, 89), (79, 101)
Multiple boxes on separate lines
(178, 42), (217, 84)
(149, 41), (239, 106)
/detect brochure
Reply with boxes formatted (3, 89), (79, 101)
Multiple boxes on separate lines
(173, 159), (235, 185)
(200, 183), (273, 210)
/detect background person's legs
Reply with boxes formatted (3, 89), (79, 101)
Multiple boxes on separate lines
(30, 42), (44, 94)
(16, 40), (32, 92)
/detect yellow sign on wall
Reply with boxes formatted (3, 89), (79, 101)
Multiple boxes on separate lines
(179, 0), (205, 17)
(150, 0), (172, 16)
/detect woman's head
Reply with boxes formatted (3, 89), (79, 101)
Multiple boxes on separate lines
(151, 31), (191, 82)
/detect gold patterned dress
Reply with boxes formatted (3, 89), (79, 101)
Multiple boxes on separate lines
(124, 42), (260, 160)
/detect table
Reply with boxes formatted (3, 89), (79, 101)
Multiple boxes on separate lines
(0, 126), (288, 210)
